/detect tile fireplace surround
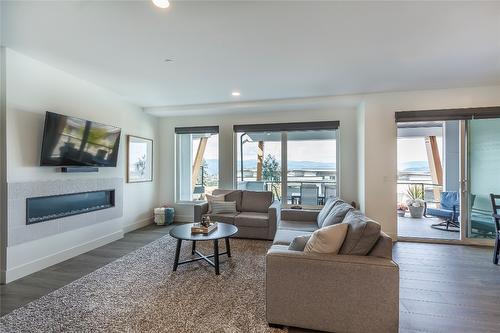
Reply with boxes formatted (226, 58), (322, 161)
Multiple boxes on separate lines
(7, 178), (123, 247)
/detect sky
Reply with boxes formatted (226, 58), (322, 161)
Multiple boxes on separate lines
(397, 137), (442, 167)
(196, 133), (337, 163)
(197, 134), (441, 167)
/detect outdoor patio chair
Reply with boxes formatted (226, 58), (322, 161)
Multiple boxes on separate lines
(245, 181), (266, 191)
(300, 184), (319, 205)
(490, 194), (500, 265)
(323, 184), (337, 199)
(427, 191), (460, 231)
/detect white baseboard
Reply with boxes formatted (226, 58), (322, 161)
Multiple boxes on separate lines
(4, 230), (123, 284)
(123, 217), (154, 233)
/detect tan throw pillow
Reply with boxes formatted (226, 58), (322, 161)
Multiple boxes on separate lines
(206, 194), (225, 213)
(211, 201), (237, 214)
(304, 223), (348, 254)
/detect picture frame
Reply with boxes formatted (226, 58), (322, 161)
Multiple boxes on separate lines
(127, 135), (153, 183)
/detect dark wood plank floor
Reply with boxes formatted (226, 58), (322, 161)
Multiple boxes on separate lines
(394, 241), (500, 333)
(2, 226), (499, 332)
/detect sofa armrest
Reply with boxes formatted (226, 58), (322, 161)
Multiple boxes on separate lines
(267, 201), (281, 239)
(266, 248), (399, 333)
(193, 202), (209, 222)
(281, 208), (319, 222)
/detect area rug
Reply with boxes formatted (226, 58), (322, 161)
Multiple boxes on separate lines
(0, 236), (286, 333)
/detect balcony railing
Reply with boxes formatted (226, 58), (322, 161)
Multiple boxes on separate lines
(397, 181), (443, 208)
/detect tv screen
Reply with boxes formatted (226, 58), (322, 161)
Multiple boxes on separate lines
(40, 112), (121, 167)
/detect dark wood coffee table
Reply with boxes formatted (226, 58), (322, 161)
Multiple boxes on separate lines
(169, 223), (238, 275)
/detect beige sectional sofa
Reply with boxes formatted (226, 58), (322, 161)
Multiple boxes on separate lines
(266, 199), (399, 333)
(194, 189), (279, 240)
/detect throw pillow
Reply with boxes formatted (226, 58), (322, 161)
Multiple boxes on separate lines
(206, 194), (225, 213)
(339, 210), (381, 256)
(321, 202), (354, 227)
(304, 223), (348, 254)
(288, 235), (311, 251)
(316, 197), (341, 228)
(211, 201), (237, 214)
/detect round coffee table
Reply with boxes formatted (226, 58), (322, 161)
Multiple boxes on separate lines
(169, 223), (238, 275)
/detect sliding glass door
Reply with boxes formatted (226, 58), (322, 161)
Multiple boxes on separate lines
(236, 131), (282, 197)
(286, 130), (337, 206)
(235, 122), (339, 206)
(465, 118), (500, 241)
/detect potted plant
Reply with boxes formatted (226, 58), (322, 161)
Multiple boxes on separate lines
(406, 185), (425, 218)
(397, 203), (407, 217)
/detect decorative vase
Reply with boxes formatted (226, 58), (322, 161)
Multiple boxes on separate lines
(397, 210), (406, 217)
(409, 206), (424, 218)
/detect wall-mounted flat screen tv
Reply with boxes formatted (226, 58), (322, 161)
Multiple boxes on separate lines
(40, 112), (121, 167)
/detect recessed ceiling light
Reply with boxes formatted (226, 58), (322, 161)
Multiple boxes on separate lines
(232, 91), (241, 97)
(164, 58), (173, 62)
(152, 0), (170, 9)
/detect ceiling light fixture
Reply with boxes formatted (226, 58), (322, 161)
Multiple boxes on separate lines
(232, 91), (241, 97)
(152, 0), (170, 9)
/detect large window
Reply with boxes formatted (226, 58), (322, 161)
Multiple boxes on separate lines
(235, 122), (338, 206)
(176, 126), (219, 202)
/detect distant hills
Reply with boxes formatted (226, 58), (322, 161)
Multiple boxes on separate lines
(202, 159), (335, 175)
(202, 159), (429, 175)
(399, 161), (429, 172)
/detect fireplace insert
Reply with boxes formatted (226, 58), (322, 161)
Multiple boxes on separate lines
(26, 189), (115, 224)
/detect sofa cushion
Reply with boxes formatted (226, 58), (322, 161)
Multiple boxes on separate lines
(322, 202), (354, 227)
(225, 190), (243, 212)
(288, 235), (311, 251)
(212, 189), (243, 212)
(339, 210), (381, 256)
(241, 191), (273, 213)
(234, 212), (269, 228)
(304, 223), (348, 254)
(205, 212), (239, 225)
(273, 229), (313, 246)
(279, 220), (318, 232)
(211, 201), (237, 214)
(368, 232), (393, 260)
(316, 197), (341, 227)
(206, 193), (225, 213)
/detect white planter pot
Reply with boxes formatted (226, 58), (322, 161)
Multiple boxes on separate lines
(409, 206), (424, 218)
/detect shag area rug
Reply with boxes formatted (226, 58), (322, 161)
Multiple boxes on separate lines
(0, 236), (286, 333)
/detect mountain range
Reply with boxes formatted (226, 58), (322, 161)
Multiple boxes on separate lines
(202, 159), (429, 175)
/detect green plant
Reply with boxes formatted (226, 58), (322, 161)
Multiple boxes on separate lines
(263, 154), (281, 182)
(406, 185), (424, 200)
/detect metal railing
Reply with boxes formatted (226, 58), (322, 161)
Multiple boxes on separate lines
(397, 181), (443, 207)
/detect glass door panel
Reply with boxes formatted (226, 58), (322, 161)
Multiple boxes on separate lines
(286, 130), (337, 206)
(236, 131), (282, 200)
(467, 118), (500, 239)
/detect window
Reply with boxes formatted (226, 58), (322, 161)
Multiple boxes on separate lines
(176, 126), (219, 201)
(235, 122), (339, 206)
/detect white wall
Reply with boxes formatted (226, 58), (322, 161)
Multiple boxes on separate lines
(158, 85), (500, 239)
(3, 49), (159, 282)
(159, 107), (359, 222)
(360, 85), (500, 238)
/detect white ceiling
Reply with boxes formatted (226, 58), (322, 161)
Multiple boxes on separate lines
(2, 1), (500, 110)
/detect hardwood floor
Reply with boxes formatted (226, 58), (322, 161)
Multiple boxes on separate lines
(2, 225), (499, 332)
(395, 241), (500, 333)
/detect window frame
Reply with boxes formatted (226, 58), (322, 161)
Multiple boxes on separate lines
(233, 122), (341, 207)
(175, 126), (219, 203)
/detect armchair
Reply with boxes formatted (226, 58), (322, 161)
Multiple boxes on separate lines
(427, 191), (460, 231)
